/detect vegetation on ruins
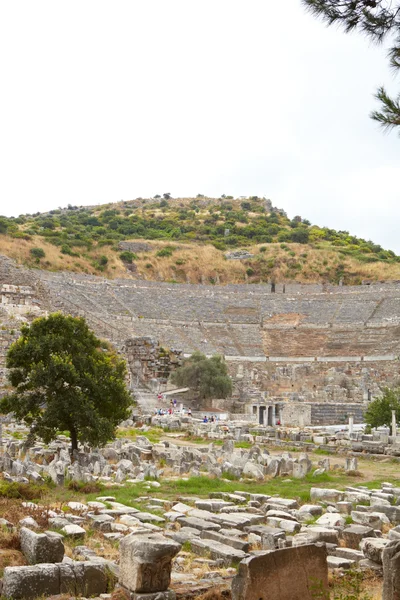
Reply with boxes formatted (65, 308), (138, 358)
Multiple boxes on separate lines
(170, 351), (232, 401)
(0, 196), (399, 284)
(0, 313), (131, 452)
(302, 0), (400, 134)
(364, 387), (400, 433)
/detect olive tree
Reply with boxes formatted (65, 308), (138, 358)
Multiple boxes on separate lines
(0, 313), (132, 452)
(171, 351), (232, 401)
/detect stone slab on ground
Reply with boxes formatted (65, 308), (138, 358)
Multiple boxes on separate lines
(327, 556), (354, 569)
(200, 530), (250, 552)
(2, 561), (109, 600)
(190, 538), (247, 566)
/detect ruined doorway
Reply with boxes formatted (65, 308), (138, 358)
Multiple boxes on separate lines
(259, 406), (266, 425)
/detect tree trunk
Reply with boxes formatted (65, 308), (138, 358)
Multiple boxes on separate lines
(70, 427), (78, 456)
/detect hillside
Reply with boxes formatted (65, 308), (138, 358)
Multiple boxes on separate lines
(0, 195), (399, 285)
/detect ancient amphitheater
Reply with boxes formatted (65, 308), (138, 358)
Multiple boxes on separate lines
(1, 255), (400, 426)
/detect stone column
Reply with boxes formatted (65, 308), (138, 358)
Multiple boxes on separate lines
(348, 414), (354, 436)
(392, 410), (397, 438)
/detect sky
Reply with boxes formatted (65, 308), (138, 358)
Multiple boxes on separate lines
(0, 1), (399, 251)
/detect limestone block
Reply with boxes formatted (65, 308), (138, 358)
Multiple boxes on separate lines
(292, 462), (308, 479)
(293, 527), (339, 545)
(335, 548), (364, 562)
(265, 458), (281, 478)
(2, 564), (60, 599)
(360, 537), (389, 565)
(73, 561), (110, 596)
(315, 513), (345, 528)
(119, 532), (181, 593)
(345, 457), (358, 471)
(327, 555), (354, 569)
(310, 488), (344, 503)
(298, 504), (323, 517)
(389, 525), (400, 541)
(61, 524), (86, 538)
(231, 544), (328, 600)
(351, 511), (388, 530)
(382, 540), (400, 600)
(342, 525), (375, 549)
(243, 462), (264, 480)
(20, 527), (64, 565)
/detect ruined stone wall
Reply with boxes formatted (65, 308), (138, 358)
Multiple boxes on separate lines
(125, 337), (182, 387)
(229, 358), (400, 404)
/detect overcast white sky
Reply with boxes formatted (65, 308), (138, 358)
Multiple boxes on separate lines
(0, 1), (399, 251)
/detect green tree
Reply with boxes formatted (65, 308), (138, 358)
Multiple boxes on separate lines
(171, 352), (232, 401)
(0, 313), (131, 452)
(302, 0), (400, 134)
(30, 247), (45, 260)
(119, 251), (137, 263)
(0, 217), (9, 234)
(364, 387), (400, 434)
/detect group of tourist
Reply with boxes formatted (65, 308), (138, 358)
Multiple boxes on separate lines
(202, 414), (219, 423)
(154, 394), (192, 417)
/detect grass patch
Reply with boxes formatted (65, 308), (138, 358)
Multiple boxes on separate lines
(116, 426), (164, 444)
(0, 481), (49, 501)
(235, 441), (253, 449)
(313, 448), (332, 456)
(67, 480), (103, 494)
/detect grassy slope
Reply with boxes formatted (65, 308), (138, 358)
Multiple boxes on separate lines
(1, 196), (399, 284)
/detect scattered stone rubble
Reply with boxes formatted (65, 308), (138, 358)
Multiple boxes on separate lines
(4, 415), (400, 598)
(2, 477), (400, 598)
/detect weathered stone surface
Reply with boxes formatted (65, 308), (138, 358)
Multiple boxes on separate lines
(190, 537), (247, 566)
(360, 537), (389, 565)
(382, 540), (400, 600)
(316, 513), (345, 528)
(20, 527), (64, 565)
(342, 525), (375, 549)
(352, 511), (387, 530)
(2, 561), (109, 600)
(2, 564), (60, 599)
(231, 544), (328, 600)
(119, 532), (181, 593)
(310, 488), (344, 503)
(334, 548), (364, 562)
(61, 524), (86, 538)
(200, 530), (249, 552)
(327, 556), (354, 569)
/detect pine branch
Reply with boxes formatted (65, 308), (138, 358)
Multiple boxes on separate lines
(302, 0), (400, 133)
(302, 0), (400, 41)
(371, 86), (400, 134)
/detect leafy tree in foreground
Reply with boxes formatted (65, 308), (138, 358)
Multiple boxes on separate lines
(0, 313), (131, 452)
(171, 351), (232, 401)
(302, 0), (400, 134)
(364, 387), (400, 434)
